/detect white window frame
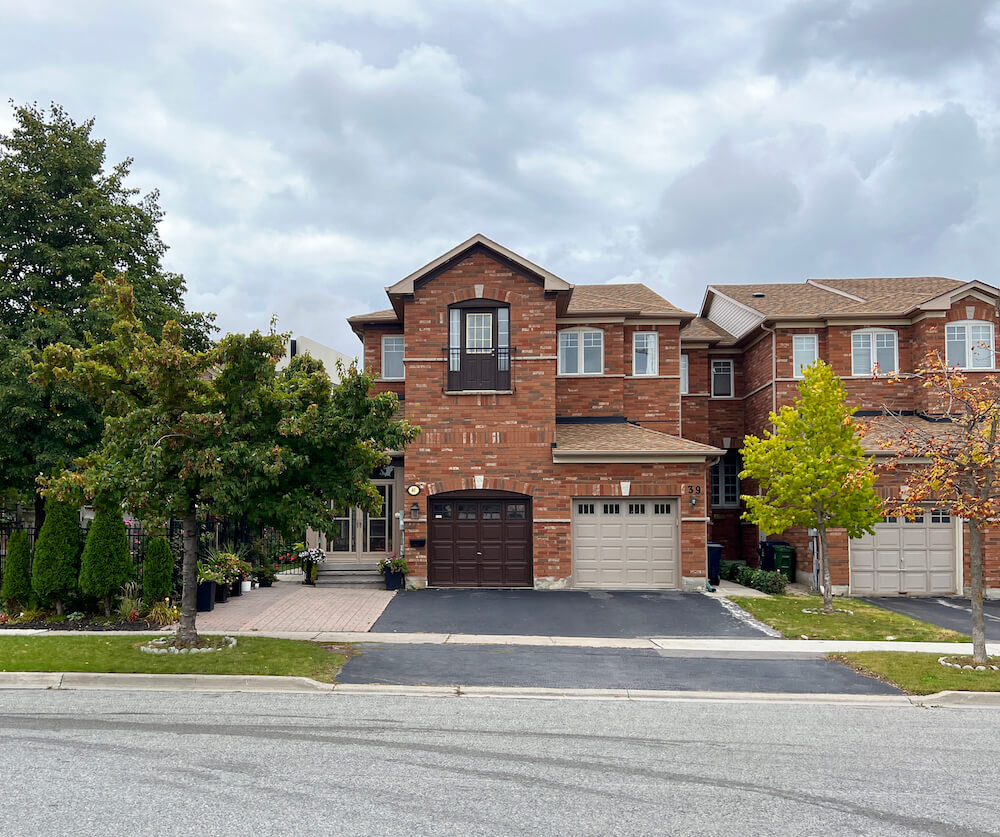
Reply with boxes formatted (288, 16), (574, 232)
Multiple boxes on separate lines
(680, 354), (689, 395)
(632, 331), (658, 376)
(381, 334), (405, 380)
(711, 358), (734, 398)
(558, 327), (604, 375)
(851, 328), (898, 376)
(945, 320), (995, 370)
(792, 334), (818, 378)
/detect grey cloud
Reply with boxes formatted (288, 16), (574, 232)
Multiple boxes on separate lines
(642, 141), (803, 253)
(760, 0), (1000, 80)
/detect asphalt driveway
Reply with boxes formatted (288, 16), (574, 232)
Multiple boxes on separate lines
(370, 589), (769, 638)
(338, 644), (899, 694)
(861, 596), (1000, 641)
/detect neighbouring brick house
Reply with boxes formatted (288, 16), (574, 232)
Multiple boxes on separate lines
(692, 276), (1000, 598)
(343, 235), (1000, 597)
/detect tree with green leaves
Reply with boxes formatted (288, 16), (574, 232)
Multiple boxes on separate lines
(0, 102), (214, 527)
(1, 529), (32, 612)
(877, 351), (1000, 664)
(30, 499), (81, 615)
(80, 505), (133, 617)
(35, 275), (418, 646)
(740, 361), (881, 613)
(143, 536), (174, 604)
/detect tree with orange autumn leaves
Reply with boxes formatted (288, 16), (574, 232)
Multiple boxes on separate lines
(875, 351), (1000, 664)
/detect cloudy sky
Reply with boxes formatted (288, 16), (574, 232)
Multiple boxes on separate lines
(2, 0), (998, 352)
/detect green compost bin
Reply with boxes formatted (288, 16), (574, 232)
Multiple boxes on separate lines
(771, 544), (795, 583)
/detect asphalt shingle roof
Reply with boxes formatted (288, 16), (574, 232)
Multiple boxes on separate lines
(555, 422), (721, 454)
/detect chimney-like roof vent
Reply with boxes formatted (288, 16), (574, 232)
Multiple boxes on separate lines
(751, 292), (766, 298)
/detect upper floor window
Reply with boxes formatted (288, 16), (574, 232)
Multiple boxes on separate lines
(448, 302), (510, 391)
(632, 332), (658, 376)
(792, 334), (818, 378)
(559, 328), (604, 375)
(851, 329), (897, 376)
(381, 335), (404, 380)
(711, 358), (734, 397)
(946, 321), (994, 370)
(680, 354), (689, 394)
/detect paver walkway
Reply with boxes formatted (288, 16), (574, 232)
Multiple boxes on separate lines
(194, 581), (395, 633)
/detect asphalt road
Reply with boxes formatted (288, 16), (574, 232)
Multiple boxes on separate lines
(339, 643), (900, 694)
(2, 689), (998, 836)
(372, 589), (768, 637)
(862, 596), (1000, 641)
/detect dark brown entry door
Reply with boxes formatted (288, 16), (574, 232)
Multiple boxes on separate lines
(428, 496), (532, 587)
(462, 310), (497, 390)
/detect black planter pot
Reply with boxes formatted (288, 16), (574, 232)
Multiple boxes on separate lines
(384, 570), (405, 591)
(214, 582), (230, 604)
(303, 560), (316, 586)
(258, 579), (273, 588)
(197, 581), (217, 612)
(230, 578), (243, 597)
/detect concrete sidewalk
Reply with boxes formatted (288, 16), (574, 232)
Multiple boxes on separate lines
(7, 627), (998, 656)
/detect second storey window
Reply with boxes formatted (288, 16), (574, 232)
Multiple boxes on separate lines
(559, 328), (604, 375)
(680, 354), (689, 394)
(711, 358), (734, 397)
(946, 321), (994, 369)
(792, 334), (818, 378)
(852, 329), (897, 375)
(448, 302), (510, 391)
(382, 335), (404, 380)
(633, 332), (658, 376)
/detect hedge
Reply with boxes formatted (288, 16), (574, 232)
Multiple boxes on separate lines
(80, 507), (133, 617)
(1, 530), (32, 611)
(143, 536), (174, 603)
(31, 500), (81, 615)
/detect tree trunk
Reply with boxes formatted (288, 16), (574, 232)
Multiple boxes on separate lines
(968, 521), (987, 665)
(103, 593), (112, 619)
(54, 597), (63, 617)
(818, 521), (834, 614)
(176, 505), (200, 647)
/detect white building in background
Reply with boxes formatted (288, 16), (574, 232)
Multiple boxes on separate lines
(276, 336), (355, 382)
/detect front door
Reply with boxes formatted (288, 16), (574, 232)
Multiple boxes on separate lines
(428, 493), (532, 587)
(462, 310), (497, 390)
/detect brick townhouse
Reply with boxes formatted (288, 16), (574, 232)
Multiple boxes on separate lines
(341, 235), (1000, 597)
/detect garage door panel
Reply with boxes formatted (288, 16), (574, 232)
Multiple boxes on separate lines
(572, 497), (678, 590)
(850, 513), (956, 596)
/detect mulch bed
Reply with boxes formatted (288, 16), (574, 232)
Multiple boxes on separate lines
(0, 618), (163, 631)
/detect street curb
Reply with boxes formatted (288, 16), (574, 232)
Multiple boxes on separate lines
(2, 671), (999, 706)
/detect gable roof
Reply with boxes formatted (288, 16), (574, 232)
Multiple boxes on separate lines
(680, 317), (735, 344)
(708, 277), (969, 319)
(566, 284), (693, 319)
(386, 233), (572, 296)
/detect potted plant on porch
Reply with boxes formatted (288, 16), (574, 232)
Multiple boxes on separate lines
(196, 562), (224, 612)
(378, 553), (409, 591)
(295, 544), (325, 586)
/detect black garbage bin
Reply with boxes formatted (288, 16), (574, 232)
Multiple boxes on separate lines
(707, 542), (724, 586)
(760, 540), (789, 572)
(772, 543), (796, 583)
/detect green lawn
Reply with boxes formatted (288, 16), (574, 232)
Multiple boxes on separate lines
(730, 595), (969, 642)
(0, 635), (352, 683)
(835, 652), (1000, 694)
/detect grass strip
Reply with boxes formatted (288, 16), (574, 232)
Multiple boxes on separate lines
(730, 594), (969, 642)
(835, 652), (1000, 694)
(0, 635), (351, 683)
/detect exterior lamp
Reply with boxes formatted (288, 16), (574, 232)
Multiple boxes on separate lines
(410, 502), (420, 520)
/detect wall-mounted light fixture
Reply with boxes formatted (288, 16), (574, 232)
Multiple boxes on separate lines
(689, 495), (697, 508)
(410, 502), (420, 520)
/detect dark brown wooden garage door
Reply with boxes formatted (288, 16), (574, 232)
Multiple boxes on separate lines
(427, 492), (532, 587)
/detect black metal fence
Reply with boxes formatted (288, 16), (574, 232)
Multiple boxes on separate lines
(0, 518), (295, 590)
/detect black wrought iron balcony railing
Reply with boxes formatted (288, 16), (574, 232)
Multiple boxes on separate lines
(446, 346), (513, 392)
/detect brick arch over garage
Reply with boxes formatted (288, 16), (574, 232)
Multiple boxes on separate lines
(428, 476), (535, 496)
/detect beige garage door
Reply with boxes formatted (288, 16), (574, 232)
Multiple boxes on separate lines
(572, 498), (678, 589)
(850, 509), (957, 595)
